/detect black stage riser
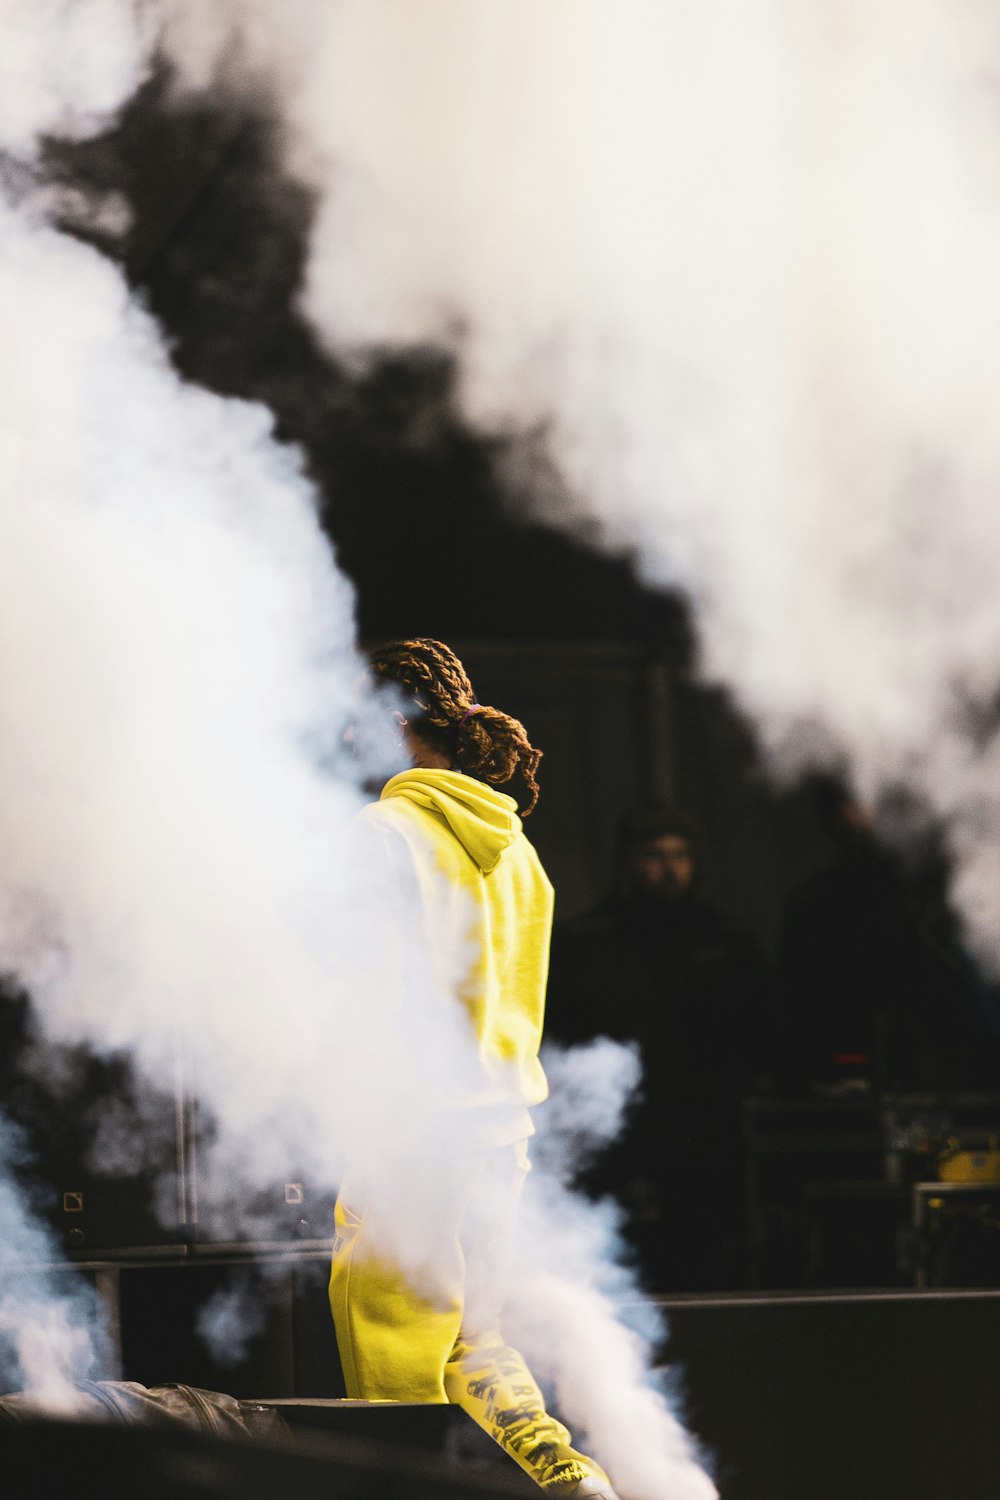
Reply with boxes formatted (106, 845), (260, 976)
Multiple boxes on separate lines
(660, 1289), (1000, 1500)
(2, 1418), (532, 1500)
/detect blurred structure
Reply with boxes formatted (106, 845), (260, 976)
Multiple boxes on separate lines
(776, 778), (999, 1095)
(743, 777), (1000, 1287)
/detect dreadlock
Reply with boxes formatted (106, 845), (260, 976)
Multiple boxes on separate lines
(369, 638), (542, 815)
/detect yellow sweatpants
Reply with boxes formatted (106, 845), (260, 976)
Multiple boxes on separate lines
(329, 1140), (610, 1492)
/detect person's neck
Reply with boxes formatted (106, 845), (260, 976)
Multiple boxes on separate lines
(411, 751), (452, 770)
(404, 728), (452, 771)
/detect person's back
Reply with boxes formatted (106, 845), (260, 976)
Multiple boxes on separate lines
(360, 765), (552, 1142)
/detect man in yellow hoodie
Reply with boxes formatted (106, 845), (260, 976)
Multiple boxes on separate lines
(329, 639), (619, 1499)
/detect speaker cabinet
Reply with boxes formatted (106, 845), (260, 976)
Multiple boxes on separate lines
(0, 989), (183, 1254)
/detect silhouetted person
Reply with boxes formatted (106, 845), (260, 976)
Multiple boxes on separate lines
(777, 780), (998, 1094)
(547, 805), (771, 1291)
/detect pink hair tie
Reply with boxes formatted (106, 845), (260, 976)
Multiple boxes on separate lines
(459, 703), (482, 725)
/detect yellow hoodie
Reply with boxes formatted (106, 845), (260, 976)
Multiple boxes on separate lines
(357, 768), (552, 1144)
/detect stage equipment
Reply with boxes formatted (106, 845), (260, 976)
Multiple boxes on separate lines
(935, 1134), (1000, 1183)
(245, 1400), (538, 1492)
(745, 1091), (1000, 1286)
(0, 988), (183, 1253)
(658, 1287), (1000, 1500)
(0, 1385), (535, 1498)
(912, 1180), (1000, 1287)
(0, 990), (336, 1255)
(0, 1414), (531, 1499)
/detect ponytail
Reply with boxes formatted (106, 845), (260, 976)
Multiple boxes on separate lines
(369, 638), (542, 815)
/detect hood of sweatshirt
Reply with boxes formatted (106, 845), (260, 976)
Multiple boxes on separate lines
(380, 769), (522, 873)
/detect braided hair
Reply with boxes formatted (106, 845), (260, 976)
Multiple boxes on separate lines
(369, 638), (542, 815)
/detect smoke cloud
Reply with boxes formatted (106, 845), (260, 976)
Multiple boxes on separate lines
(155, 0), (1000, 972)
(0, 95), (487, 1311)
(0, 1116), (110, 1411)
(511, 1043), (715, 1499)
(0, 0), (468, 1411)
(0, 0), (152, 156)
(195, 1272), (268, 1369)
(0, 12), (721, 1496)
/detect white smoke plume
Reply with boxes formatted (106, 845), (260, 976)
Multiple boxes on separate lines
(0, 5), (730, 1493)
(0, 18), (712, 1499)
(0, 0), (478, 1410)
(155, 0), (1000, 972)
(508, 1266), (713, 1500)
(511, 1042), (716, 1499)
(532, 1039), (642, 1187)
(0, 96), (496, 1227)
(194, 1273), (267, 1369)
(0, 0), (153, 156)
(0, 1117), (110, 1411)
